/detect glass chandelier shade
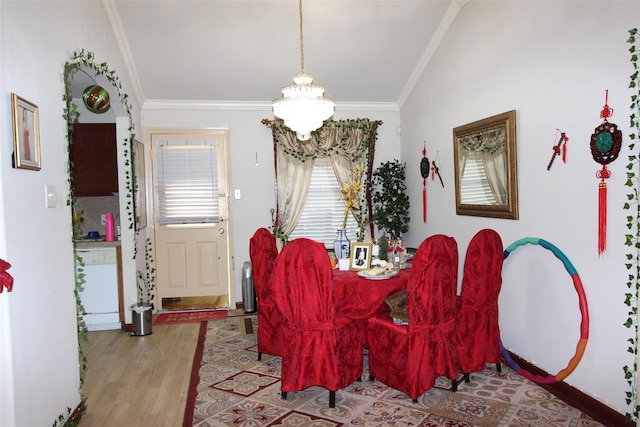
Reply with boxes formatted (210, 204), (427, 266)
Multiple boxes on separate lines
(272, 0), (335, 141)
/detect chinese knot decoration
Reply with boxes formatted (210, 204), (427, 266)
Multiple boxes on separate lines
(590, 90), (622, 255)
(1, 259), (13, 293)
(420, 142), (429, 223)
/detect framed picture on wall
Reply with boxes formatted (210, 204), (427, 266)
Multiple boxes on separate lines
(11, 93), (41, 171)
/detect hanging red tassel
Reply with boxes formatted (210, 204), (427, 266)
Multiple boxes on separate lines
(423, 180), (427, 223)
(597, 165), (611, 255)
(598, 181), (607, 255)
(561, 133), (568, 163)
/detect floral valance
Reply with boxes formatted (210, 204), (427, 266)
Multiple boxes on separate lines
(261, 118), (382, 162)
(459, 128), (506, 154)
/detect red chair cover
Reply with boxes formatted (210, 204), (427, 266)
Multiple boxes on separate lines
(455, 228), (504, 374)
(271, 238), (364, 400)
(367, 234), (459, 400)
(249, 228), (286, 358)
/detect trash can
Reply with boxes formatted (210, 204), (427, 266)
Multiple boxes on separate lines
(130, 303), (153, 336)
(242, 261), (256, 313)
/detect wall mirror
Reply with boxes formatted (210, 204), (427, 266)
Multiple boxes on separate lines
(453, 110), (518, 219)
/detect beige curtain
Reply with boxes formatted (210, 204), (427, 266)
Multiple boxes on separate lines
(459, 127), (507, 205)
(263, 119), (381, 242)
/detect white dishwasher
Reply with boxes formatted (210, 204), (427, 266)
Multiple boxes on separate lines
(76, 247), (121, 331)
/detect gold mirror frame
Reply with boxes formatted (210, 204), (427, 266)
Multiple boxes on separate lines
(453, 110), (518, 219)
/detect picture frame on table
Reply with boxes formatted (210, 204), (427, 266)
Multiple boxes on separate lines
(350, 242), (372, 271)
(11, 93), (41, 171)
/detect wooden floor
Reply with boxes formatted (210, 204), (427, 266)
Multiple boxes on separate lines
(78, 317), (203, 426)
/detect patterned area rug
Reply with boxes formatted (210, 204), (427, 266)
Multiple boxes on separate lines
(184, 316), (604, 426)
(154, 310), (227, 325)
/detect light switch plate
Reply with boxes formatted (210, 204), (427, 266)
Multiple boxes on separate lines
(45, 184), (57, 208)
(234, 189), (241, 199)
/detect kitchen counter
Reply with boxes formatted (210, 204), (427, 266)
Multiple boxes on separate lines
(74, 238), (121, 249)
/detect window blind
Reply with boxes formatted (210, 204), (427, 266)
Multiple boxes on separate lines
(156, 139), (219, 224)
(289, 157), (359, 247)
(460, 151), (497, 205)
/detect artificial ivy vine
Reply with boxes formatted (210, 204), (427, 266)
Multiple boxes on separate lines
(63, 49), (136, 236)
(60, 49), (140, 426)
(623, 27), (639, 422)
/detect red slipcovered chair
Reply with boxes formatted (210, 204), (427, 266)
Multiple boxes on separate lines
(249, 228), (286, 360)
(367, 234), (459, 401)
(455, 229), (504, 381)
(271, 238), (363, 408)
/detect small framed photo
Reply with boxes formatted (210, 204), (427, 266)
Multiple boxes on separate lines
(11, 93), (41, 170)
(350, 242), (372, 271)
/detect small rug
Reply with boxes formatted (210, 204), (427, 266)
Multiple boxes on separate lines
(154, 310), (227, 325)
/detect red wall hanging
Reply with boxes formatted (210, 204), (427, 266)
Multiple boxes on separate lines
(590, 90), (622, 255)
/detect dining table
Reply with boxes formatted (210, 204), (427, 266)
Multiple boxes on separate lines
(332, 268), (410, 320)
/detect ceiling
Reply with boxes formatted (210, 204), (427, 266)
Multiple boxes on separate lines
(71, 0), (464, 108)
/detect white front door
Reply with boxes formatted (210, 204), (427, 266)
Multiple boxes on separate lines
(149, 129), (233, 310)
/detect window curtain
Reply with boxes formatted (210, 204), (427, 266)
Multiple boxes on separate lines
(262, 118), (381, 243)
(459, 128), (508, 204)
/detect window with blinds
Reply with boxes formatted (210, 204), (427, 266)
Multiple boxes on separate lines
(288, 157), (359, 247)
(155, 139), (220, 224)
(459, 151), (497, 205)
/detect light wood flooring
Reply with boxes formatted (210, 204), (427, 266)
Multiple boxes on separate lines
(78, 317), (204, 426)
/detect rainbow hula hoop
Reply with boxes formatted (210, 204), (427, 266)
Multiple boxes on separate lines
(500, 237), (589, 384)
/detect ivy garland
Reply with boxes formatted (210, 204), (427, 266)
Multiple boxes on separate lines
(60, 49), (140, 426)
(63, 49), (136, 237)
(624, 27), (640, 423)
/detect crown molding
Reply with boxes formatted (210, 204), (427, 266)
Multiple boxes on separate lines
(142, 99), (399, 112)
(102, 0), (146, 107)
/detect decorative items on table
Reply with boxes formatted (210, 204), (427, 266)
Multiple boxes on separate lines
(334, 228), (350, 260)
(590, 90), (622, 255)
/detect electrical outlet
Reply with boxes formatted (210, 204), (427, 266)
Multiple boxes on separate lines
(101, 214), (107, 225)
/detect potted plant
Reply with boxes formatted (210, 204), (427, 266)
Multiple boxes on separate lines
(371, 159), (410, 259)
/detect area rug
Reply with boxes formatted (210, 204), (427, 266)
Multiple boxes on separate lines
(155, 309), (227, 325)
(183, 316), (604, 426)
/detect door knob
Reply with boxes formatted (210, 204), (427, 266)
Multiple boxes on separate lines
(218, 228), (225, 234)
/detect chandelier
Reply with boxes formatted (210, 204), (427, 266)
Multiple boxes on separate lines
(272, 0), (335, 141)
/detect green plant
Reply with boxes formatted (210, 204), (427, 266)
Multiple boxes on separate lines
(623, 27), (639, 422)
(371, 160), (410, 239)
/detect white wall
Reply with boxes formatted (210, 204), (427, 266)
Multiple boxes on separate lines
(141, 104), (401, 300)
(400, 0), (639, 414)
(0, 2), (142, 426)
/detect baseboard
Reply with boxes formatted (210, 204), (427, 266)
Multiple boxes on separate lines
(506, 351), (630, 426)
(65, 400), (85, 426)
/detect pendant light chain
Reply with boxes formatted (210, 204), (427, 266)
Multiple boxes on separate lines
(299, 0), (305, 74)
(272, 0), (335, 141)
